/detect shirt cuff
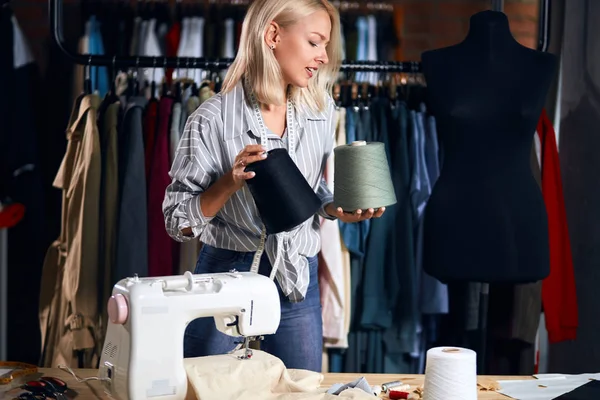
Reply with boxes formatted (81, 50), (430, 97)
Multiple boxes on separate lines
(181, 194), (214, 237)
(317, 197), (336, 221)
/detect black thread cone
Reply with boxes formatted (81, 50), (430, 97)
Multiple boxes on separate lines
(244, 148), (321, 234)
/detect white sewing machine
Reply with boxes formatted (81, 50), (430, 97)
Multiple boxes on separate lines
(98, 270), (281, 400)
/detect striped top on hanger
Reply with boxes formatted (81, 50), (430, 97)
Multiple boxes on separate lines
(162, 79), (337, 301)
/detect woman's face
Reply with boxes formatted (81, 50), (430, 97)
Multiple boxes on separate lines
(269, 10), (331, 89)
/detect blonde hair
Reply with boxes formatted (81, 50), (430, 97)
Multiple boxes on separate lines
(221, 0), (342, 112)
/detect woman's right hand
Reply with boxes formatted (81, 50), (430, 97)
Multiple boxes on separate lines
(231, 144), (268, 189)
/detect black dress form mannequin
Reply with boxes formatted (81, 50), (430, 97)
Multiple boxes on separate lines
(421, 10), (557, 283)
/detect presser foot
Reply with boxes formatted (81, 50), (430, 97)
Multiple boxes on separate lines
(235, 336), (264, 360)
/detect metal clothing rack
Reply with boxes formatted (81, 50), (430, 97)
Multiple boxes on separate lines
(48, 0), (419, 73)
(49, 0), (551, 72)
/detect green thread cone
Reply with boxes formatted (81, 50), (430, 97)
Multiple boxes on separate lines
(333, 141), (397, 212)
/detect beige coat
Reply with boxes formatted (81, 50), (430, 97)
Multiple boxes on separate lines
(39, 94), (102, 368)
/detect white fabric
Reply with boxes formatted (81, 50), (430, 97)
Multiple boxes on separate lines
(367, 15), (378, 85)
(136, 19), (148, 88)
(170, 103), (182, 164)
(12, 16), (34, 69)
(176, 17), (204, 85)
(224, 19), (235, 58)
(355, 17), (367, 83)
(142, 18), (164, 97)
(176, 18), (190, 69)
(129, 17), (141, 56)
(183, 350), (375, 400)
(178, 86), (193, 135)
(534, 129), (542, 168)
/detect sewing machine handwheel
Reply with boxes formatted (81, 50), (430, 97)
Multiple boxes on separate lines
(108, 293), (128, 324)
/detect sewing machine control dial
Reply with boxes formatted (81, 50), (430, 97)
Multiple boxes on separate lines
(107, 293), (128, 324)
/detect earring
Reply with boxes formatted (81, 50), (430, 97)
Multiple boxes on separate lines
(270, 44), (275, 50)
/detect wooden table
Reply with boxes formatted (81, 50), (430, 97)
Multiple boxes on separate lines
(4, 368), (530, 399)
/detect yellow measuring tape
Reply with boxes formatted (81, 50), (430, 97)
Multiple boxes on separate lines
(0, 361), (38, 386)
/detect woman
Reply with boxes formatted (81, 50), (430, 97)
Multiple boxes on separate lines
(162, 0), (384, 372)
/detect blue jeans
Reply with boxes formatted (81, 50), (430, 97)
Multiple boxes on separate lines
(183, 244), (323, 372)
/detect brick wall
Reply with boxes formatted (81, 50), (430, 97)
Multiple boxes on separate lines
(397, 0), (541, 61)
(9, 0), (540, 73)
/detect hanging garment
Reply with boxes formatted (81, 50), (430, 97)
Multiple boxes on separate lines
(223, 18), (236, 58)
(178, 86), (192, 135)
(143, 98), (159, 179)
(381, 100), (417, 371)
(129, 16), (141, 56)
(87, 16), (109, 98)
(147, 96), (174, 277)
(366, 15), (378, 85)
(538, 109), (578, 343)
(97, 99), (120, 352)
(164, 21), (181, 86)
(169, 102), (182, 165)
(39, 94), (102, 368)
(140, 18), (164, 97)
(114, 96), (148, 281)
(177, 88), (213, 275)
(419, 112), (448, 315)
(320, 107), (349, 347)
(354, 17), (368, 83)
(324, 108), (351, 373)
(360, 98), (397, 332)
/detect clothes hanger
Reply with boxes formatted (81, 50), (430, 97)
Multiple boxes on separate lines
(333, 82), (342, 108)
(84, 56), (92, 95)
(129, 57), (141, 98)
(160, 59), (170, 98)
(103, 56), (120, 104)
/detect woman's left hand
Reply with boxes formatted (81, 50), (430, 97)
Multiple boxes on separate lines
(325, 203), (386, 223)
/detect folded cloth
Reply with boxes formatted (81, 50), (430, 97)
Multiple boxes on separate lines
(183, 349), (376, 400)
(327, 377), (374, 396)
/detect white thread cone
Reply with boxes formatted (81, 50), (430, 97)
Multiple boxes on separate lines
(423, 347), (477, 400)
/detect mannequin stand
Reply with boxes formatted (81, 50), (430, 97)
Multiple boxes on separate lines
(478, 283), (489, 374)
(0, 228), (7, 361)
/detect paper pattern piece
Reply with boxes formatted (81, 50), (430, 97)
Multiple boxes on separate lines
(496, 373), (600, 399)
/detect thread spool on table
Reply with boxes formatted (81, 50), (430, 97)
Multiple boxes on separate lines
(423, 347), (477, 400)
(333, 140), (397, 212)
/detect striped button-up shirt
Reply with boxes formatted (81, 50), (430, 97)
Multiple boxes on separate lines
(162, 80), (337, 301)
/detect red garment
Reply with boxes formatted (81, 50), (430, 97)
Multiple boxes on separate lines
(0, 201), (25, 228)
(144, 99), (159, 179)
(147, 97), (174, 277)
(538, 108), (578, 343)
(165, 22), (181, 85)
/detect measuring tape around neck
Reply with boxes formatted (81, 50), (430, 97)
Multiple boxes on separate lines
(247, 87), (295, 278)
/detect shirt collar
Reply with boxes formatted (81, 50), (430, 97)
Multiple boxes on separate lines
(221, 80), (327, 141)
